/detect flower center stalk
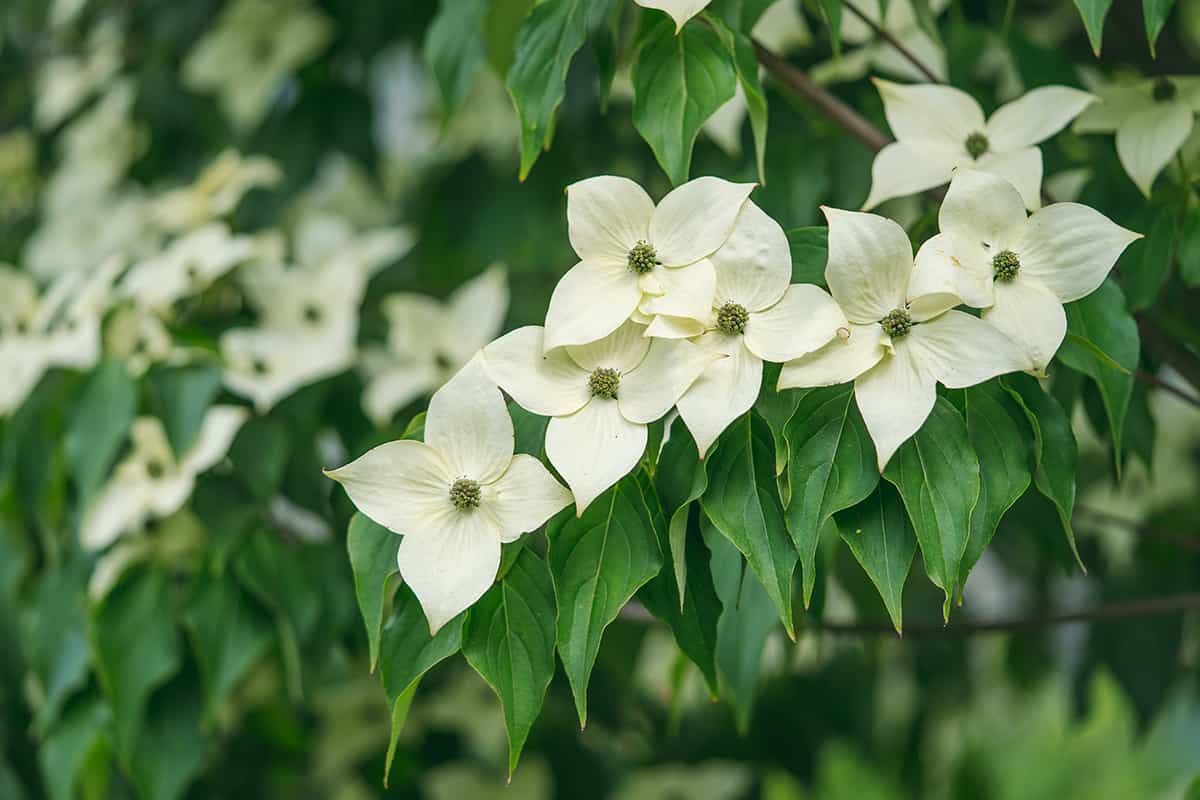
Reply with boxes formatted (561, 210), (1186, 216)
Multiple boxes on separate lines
(588, 367), (620, 399)
(1153, 78), (1177, 103)
(880, 308), (913, 339)
(992, 249), (1021, 281)
(145, 460), (165, 479)
(716, 302), (749, 335)
(449, 477), (481, 510)
(964, 132), (989, 159)
(627, 240), (658, 274)
(303, 304), (322, 324)
(251, 358), (270, 375)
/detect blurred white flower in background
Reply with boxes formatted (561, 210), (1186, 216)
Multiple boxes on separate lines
(812, 0), (949, 85)
(183, 0), (333, 131)
(81, 405), (248, 550)
(153, 149), (282, 232)
(362, 265), (509, 427)
(119, 223), (257, 312)
(290, 152), (392, 229)
(103, 306), (186, 376)
(35, 19), (124, 130)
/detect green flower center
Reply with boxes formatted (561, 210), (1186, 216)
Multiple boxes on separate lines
(145, 460), (165, 479)
(1153, 78), (1177, 102)
(964, 132), (989, 159)
(992, 249), (1021, 281)
(303, 304), (322, 324)
(716, 302), (749, 335)
(588, 367), (620, 399)
(880, 308), (913, 339)
(251, 358), (270, 375)
(449, 477), (481, 510)
(627, 240), (658, 274)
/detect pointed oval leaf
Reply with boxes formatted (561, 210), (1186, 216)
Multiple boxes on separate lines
(346, 513), (399, 671)
(836, 483), (916, 634)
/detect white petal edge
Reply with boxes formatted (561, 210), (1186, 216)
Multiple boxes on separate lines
(565, 176), (655, 263)
(1016, 202), (1142, 303)
(482, 326), (590, 417)
(862, 141), (962, 210)
(874, 78), (985, 146)
(822, 207), (913, 324)
(743, 284), (846, 362)
(650, 177), (755, 267)
(976, 146), (1044, 211)
(906, 309), (1034, 388)
(984, 86), (1097, 151)
(1115, 101), (1195, 197)
(637, 259), (718, 325)
(545, 399), (648, 515)
(397, 509), (501, 634)
(710, 201), (790, 312)
(482, 454), (573, 542)
(677, 340), (762, 458)
(854, 348), (936, 471)
(778, 322), (888, 389)
(981, 276), (1067, 376)
(544, 260), (642, 351)
(324, 439), (453, 536)
(618, 337), (718, 424)
(424, 357), (514, 484)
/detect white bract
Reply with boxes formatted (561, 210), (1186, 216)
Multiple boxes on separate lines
(484, 321), (716, 512)
(778, 208), (1034, 469)
(676, 202), (846, 457)
(1073, 75), (1200, 196)
(633, 0), (713, 33)
(119, 223), (256, 312)
(104, 305), (186, 376)
(34, 20), (123, 130)
(81, 406), (248, 550)
(362, 266), (508, 427)
(326, 360), (572, 634)
(865, 80), (1096, 211)
(153, 149), (282, 232)
(813, 0), (949, 85)
(912, 169), (1141, 373)
(221, 326), (356, 413)
(545, 175), (755, 349)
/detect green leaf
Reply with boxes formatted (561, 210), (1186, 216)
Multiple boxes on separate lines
(129, 684), (205, 800)
(1144, 0), (1177, 56)
(510, 401), (549, 457)
(702, 513), (775, 733)
(958, 382), (1032, 588)
(65, 360), (137, 505)
(462, 548), (557, 777)
(702, 412), (798, 637)
(754, 362), (803, 482)
(1002, 374), (1082, 567)
(90, 570), (182, 761)
(654, 416), (713, 603)
(346, 513), (398, 672)
(39, 696), (111, 800)
(228, 417), (290, 498)
(632, 15), (737, 185)
(1073, 0), (1113, 55)
(425, 0), (489, 123)
(145, 362), (223, 457)
(484, 0), (535, 76)
(783, 385), (879, 608)
(183, 571), (273, 721)
(506, 0), (612, 179)
(546, 474), (663, 727)
(378, 583), (464, 784)
(835, 483), (915, 634)
(1179, 205), (1200, 287)
(711, 20), (768, 183)
(1056, 279), (1139, 469)
(1120, 201), (1178, 311)
(20, 561), (90, 735)
(786, 227), (828, 287)
(635, 467), (720, 695)
(820, 0), (843, 55)
(883, 397), (979, 620)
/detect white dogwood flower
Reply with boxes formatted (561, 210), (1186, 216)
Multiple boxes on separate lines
(864, 80), (1096, 211)
(912, 169), (1141, 373)
(634, 0), (713, 32)
(326, 359), (572, 633)
(362, 266), (508, 427)
(779, 208), (1034, 469)
(221, 326), (356, 413)
(1073, 75), (1200, 196)
(182, 0), (333, 131)
(119, 223), (256, 312)
(34, 20), (123, 130)
(104, 306), (188, 376)
(81, 406), (248, 550)
(677, 202), (846, 457)
(484, 321), (716, 512)
(544, 175), (755, 349)
(153, 149), (282, 232)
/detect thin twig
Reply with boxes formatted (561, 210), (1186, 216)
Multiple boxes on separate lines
(1134, 368), (1200, 409)
(1075, 505), (1200, 553)
(841, 0), (941, 83)
(817, 593), (1200, 638)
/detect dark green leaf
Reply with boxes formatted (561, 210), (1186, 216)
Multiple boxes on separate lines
(346, 513), (399, 671)
(510, 401), (549, 457)
(1179, 205), (1200, 287)
(632, 15), (737, 184)
(39, 696), (111, 800)
(654, 416), (713, 602)
(65, 360), (137, 504)
(1002, 374), (1082, 567)
(506, 0), (612, 179)
(1120, 201), (1178, 311)
(958, 382), (1032, 587)
(228, 416), (290, 499)
(145, 362), (223, 457)
(425, 0), (489, 122)
(183, 571), (273, 720)
(702, 413), (798, 637)
(1073, 0), (1112, 55)
(702, 513), (775, 733)
(713, 21), (768, 183)
(883, 397), (979, 619)
(786, 227), (828, 287)
(20, 562), (90, 735)
(820, 0), (843, 55)
(90, 570), (182, 760)
(484, 0), (535, 76)
(783, 385), (879, 607)
(1144, 0), (1177, 56)
(754, 362), (803, 482)
(1057, 279), (1139, 469)
(462, 548), (557, 777)
(129, 684), (205, 800)
(546, 474), (663, 726)
(835, 483), (915, 634)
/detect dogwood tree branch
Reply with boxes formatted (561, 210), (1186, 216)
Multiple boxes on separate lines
(840, 0), (942, 83)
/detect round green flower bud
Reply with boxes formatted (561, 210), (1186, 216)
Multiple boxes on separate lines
(716, 302), (749, 335)
(992, 249), (1021, 281)
(1153, 78), (1177, 103)
(880, 307), (913, 339)
(588, 367), (620, 399)
(449, 477), (481, 509)
(627, 240), (658, 274)
(964, 132), (990, 159)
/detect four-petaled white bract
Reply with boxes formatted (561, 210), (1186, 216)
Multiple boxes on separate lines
(483, 321), (716, 513)
(633, 0), (714, 33)
(1073, 75), (1200, 197)
(325, 358), (572, 634)
(778, 206), (1035, 469)
(913, 169), (1142, 374)
(545, 175), (755, 349)
(864, 80), (1096, 211)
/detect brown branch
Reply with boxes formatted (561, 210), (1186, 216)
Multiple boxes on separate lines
(841, 0), (942, 83)
(817, 593), (1200, 638)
